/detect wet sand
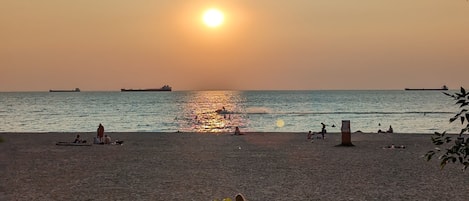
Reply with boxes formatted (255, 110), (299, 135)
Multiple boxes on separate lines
(0, 132), (467, 201)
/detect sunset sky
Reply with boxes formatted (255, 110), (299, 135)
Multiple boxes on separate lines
(1, 0), (468, 91)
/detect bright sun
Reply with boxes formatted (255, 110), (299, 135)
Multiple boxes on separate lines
(203, 8), (224, 27)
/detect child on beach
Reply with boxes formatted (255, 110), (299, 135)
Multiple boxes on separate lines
(307, 131), (313, 139)
(104, 135), (111, 144)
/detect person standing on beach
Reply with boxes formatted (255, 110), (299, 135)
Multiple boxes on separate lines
(97, 124), (104, 142)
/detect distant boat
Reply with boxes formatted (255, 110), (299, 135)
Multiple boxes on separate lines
(49, 88), (80, 92)
(405, 85), (448, 91)
(121, 85), (172, 92)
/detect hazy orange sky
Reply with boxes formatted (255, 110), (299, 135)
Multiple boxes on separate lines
(1, 0), (468, 91)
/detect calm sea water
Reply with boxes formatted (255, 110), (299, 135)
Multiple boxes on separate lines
(0, 90), (461, 133)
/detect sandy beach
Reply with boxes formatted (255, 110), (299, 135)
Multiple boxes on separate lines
(1, 132), (468, 201)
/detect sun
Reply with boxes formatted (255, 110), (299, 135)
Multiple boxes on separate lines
(203, 8), (224, 28)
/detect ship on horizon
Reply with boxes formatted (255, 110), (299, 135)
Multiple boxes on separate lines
(405, 85), (448, 91)
(121, 85), (172, 92)
(49, 88), (81, 92)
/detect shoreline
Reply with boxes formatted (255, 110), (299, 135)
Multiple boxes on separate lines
(0, 131), (441, 134)
(1, 132), (467, 200)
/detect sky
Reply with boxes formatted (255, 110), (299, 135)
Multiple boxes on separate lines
(1, 0), (468, 91)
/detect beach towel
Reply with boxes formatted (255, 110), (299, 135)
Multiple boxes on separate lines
(56, 142), (92, 146)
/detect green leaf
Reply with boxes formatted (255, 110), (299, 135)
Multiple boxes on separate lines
(444, 136), (452, 143)
(429, 87), (469, 170)
(461, 128), (468, 135)
(439, 154), (447, 160)
(425, 151), (435, 161)
(463, 162), (469, 170)
(450, 115), (460, 123)
(456, 99), (466, 105)
(440, 157), (449, 169)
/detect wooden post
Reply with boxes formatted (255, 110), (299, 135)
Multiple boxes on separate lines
(341, 120), (354, 146)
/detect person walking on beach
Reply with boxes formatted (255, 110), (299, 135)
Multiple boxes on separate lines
(320, 122), (326, 139)
(97, 124), (104, 142)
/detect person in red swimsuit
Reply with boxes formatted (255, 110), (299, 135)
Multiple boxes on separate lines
(97, 124), (104, 142)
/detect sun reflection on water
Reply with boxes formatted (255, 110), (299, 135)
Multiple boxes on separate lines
(177, 91), (248, 132)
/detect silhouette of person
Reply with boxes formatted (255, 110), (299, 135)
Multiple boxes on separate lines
(307, 131), (313, 139)
(97, 124), (105, 142)
(387, 125), (393, 133)
(234, 126), (242, 135)
(74, 134), (82, 143)
(320, 122), (326, 139)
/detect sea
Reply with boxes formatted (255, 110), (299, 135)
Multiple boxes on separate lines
(0, 90), (462, 134)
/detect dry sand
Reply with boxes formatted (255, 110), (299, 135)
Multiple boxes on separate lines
(0, 132), (468, 201)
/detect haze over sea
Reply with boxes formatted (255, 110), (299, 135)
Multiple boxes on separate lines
(0, 90), (460, 134)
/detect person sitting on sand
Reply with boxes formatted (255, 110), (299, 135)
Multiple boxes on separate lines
(386, 125), (393, 133)
(73, 134), (83, 143)
(234, 126), (243, 135)
(307, 131), (313, 139)
(104, 135), (111, 144)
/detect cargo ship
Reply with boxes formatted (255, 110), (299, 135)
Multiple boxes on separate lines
(121, 85), (172, 92)
(405, 85), (448, 91)
(49, 88), (81, 92)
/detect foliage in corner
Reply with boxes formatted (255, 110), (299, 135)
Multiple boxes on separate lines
(425, 87), (469, 170)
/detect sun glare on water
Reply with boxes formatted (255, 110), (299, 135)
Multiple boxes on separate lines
(276, 119), (285, 128)
(203, 8), (224, 28)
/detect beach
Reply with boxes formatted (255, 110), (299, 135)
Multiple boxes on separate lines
(1, 132), (467, 201)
